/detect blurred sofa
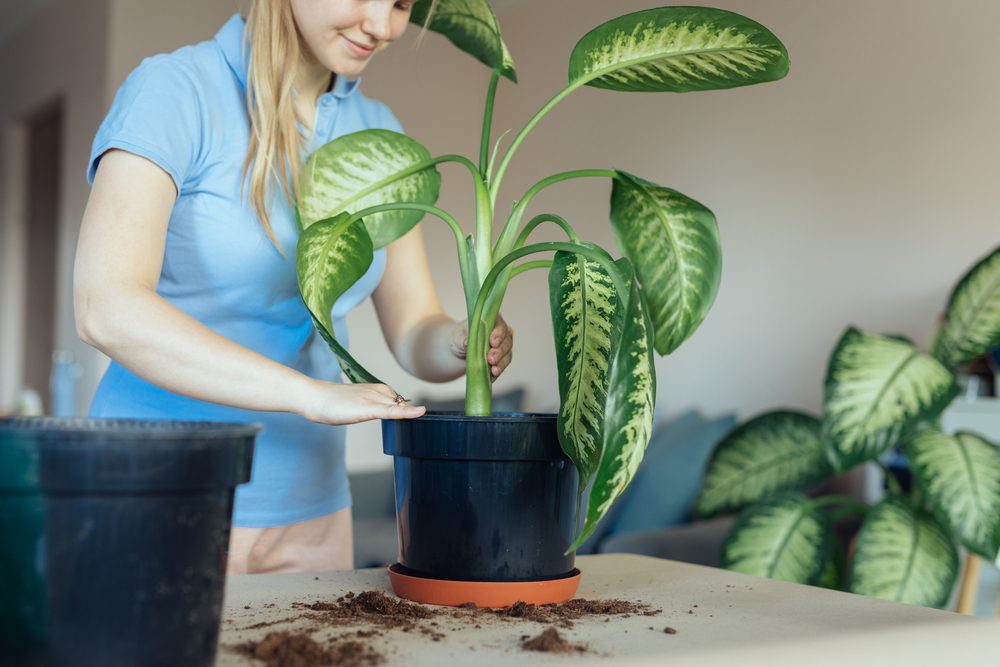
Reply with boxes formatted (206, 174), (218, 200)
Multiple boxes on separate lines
(349, 393), (737, 569)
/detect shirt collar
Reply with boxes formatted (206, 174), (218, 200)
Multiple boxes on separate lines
(215, 13), (362, 99)
(216, 14), (249, 90)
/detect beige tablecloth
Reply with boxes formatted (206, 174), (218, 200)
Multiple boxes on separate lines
(217, 553), (999, 666)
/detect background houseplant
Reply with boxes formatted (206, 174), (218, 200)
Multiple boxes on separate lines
(295, 1), (790, 552)
(694, 245), (1000, 608)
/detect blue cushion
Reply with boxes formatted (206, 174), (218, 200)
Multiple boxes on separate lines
(603, 412), (737, 537)
(575, 410), (707, 554)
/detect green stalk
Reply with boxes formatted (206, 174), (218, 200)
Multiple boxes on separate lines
(466, 241), (626, 415)
(479, 70), (501, 176)
(489, 80), (587, 207)
(509, 259), (553, 279)
(473, 175), (494, 289)
(514, 214), (580, 248)
(345, 202), (475, 313)
(494, 169), (615, 260)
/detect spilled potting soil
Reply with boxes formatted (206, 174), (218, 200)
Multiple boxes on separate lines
(226, 590), (661, 665)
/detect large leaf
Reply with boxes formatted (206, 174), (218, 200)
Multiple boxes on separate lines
(849, 498), (958, 608)
(570, 263), (656, 551)
(299, 130), (441, 248)
(906, 429), (1000, 560)
(296, 213), (382, 384)
(822, 328), (959, 472)
(549, 250), (624, 483)
(694, 411), (833, 518)
(569, 7), (788, 93)
(610, 171), (720, 355)
(931, 245), (1000, 369)
(410, 0), (516, 82)
(721, 494), (830, 584)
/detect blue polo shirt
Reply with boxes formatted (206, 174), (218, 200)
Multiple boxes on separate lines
(87, 14), (398, 527)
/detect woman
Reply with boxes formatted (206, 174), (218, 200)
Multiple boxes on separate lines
(73, 0), (513, 574)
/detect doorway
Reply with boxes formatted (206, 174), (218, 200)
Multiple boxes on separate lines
(20, 98), (63, 415)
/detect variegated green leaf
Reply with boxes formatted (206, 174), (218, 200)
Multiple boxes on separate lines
(906, 429), (1000, 560)
(296, 213), (382, 384)
(610, 171), (720, 355)
(299, 130), (441, 248)
(721, 494), (830, 584)
(931, 245), (1000, 369)
(549, 250), (623, 483)
(410, 0), (517, 82)
(694, 411), (833, 518)
(569, 7), (788, 93)
(570, 264), (656, 551)
(849, 498), (958, 608)
(822, 328), (959, 472)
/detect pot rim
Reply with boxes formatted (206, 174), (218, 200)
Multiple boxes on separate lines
(406, 411), (556, 424)
(0, 418), (262, 441)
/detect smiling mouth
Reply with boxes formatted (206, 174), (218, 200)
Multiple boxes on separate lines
(342, 36), (376, 56)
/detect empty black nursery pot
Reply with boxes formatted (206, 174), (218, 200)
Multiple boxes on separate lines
(382, 412), (579, 582)
(0, 418), (258, 667)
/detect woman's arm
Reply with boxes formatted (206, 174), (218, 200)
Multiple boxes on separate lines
(371, 225), (513, 383)
(74, 149), (423, 424)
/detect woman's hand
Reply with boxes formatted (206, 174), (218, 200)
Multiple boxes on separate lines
(451, 314), (514, 382)
(301, 380), (425, 425)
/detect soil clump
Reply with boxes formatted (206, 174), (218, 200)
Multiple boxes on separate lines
(520, 627), (589, 654)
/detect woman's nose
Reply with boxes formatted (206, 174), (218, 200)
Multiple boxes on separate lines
(362, 4), (392, 41)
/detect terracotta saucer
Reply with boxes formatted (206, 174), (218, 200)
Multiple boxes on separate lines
(387, 564), (582, 608)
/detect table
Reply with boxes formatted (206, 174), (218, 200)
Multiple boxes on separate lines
(217, 554), (999, 666)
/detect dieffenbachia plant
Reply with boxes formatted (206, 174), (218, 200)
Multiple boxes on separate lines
(695, 244), (1000, 608)
(296, 2), (789, 548)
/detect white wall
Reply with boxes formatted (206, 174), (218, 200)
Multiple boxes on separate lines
(348, 0), (1000, 468)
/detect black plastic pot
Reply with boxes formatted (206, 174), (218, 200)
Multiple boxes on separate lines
(0, 418), (258, 667)
(382, 412), (579, 582)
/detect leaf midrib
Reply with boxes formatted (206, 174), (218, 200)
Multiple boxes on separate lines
(954, 435), (984, 536)
(940, 269), (1000, 362)
(581, 44), (781, 85)
(710, 440), (824, 509)
(632, 179), (688, 329)
(854, 346), (919, 449)
(766, 501), (813, 579)
(568, 256), (600, 467)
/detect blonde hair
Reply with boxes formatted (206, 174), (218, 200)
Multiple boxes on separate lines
(243, 0), (303, 248)
(242, 0), (437, 248)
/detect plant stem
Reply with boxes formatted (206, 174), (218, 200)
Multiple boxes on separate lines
(479, 70), (501, 177)
(489, 80), (587, 207)
(345, 202), (475, 312)
(473, 175), (494, 290)
(509, 259), (552, 279)
(465, 241), (626, 415)
(494, 169), (616, 260)
(514, 214), (580, 248)
(470, 216), (578, 342)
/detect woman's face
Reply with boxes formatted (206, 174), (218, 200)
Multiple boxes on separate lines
(291, 0), (414, 78)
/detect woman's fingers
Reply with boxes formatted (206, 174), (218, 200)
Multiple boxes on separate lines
(487, 315), (513, 377)
(305, 381), (424, 424)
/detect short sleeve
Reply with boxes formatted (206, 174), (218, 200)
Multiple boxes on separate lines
(377, 103), (404, 135)
(88, 55), (205, 190)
